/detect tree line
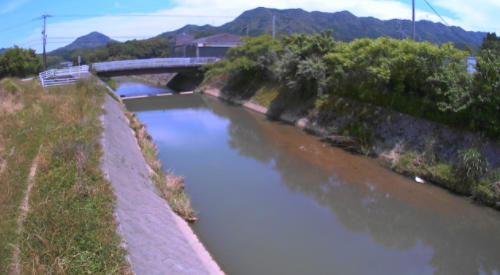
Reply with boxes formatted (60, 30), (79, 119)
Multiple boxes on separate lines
(204, 31), (500, 139)
(47, 36), (170, 68)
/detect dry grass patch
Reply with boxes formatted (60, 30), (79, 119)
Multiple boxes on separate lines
(125, 112), (198, 222)
(0, 77), (131, 274)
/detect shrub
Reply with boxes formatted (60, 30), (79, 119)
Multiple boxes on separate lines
(455, 148), (489, 183)
(0, 78), (20, 94)
(472, 183), (496, 204)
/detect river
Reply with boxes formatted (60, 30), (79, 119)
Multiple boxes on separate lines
(118, 79), (500, 275)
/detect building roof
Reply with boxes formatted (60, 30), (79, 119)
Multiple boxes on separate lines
(169, 33), (195, 46)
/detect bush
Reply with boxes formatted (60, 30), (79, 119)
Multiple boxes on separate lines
(0, 46), (42, 78)
(455, 148), (489, 183)
(472, 183), (496, 204)
(0, 78), (20, 94)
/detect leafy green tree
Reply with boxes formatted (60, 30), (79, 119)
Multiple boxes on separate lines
(479, 32), (500, 55)
(276, 30), (336, 98)
(226, 34), (281, 81)
(471, 50), (500, 136)
(0, 46), (43, 78)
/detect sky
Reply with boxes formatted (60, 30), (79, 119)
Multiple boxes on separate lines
(0, 0), (499, 53)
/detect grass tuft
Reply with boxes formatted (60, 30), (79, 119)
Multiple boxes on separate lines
(0, 78), (21, 94)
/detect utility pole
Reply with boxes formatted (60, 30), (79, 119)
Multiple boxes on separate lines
(272, 12), (276, 39)
(246, 24), (249, 36)
(412, 0), (416, 41)
(41, 14), (52, 70)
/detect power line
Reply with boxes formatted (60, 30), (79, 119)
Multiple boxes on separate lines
(0, 16), (44, 34)
(52, 14), (237, 18)
(421, 0), (470, 44)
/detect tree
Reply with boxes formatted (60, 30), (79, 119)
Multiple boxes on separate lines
(276, 30), (336, 98)
(479, 32), (500, 55)
(226, 34), (281, 80)
(0, 46), (43, 78)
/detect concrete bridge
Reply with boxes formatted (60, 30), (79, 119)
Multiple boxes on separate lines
(92, 57), (218, 77)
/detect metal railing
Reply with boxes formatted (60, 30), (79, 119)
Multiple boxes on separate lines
(39, 65), (90, 88)
(92, 57), (218, 72)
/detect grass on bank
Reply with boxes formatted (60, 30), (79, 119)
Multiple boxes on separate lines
(125, 112), (198, 222)
(0, 78), (131, 274)
(392, 149), (500, 207)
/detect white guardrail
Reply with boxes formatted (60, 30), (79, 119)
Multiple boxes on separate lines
(92, 57), (218, 72)
(39, 65), (90, 88)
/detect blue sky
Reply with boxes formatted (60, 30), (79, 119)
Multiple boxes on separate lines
(1, 0), (499, 53)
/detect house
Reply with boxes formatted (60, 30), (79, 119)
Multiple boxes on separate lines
(169, 33), (243, 58)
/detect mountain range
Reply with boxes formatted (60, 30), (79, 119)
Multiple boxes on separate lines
(48, 7), (489, 55)
(0, 48), (6, 54)
(158, 7), (486, 48)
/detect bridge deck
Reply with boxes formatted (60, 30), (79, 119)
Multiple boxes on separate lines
(92, 57), (218, 73)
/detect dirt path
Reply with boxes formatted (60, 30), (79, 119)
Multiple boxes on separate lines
(100, 94), (223, 275)
(9, 146), (41, 275)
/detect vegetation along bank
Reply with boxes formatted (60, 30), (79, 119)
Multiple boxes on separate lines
(0, 78), (131, 274)
(198, 31), (500, 209)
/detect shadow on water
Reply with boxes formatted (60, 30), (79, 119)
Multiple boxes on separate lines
(127, 88), (500, 275)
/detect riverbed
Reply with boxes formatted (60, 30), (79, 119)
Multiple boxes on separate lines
(118, 79), (500, 275)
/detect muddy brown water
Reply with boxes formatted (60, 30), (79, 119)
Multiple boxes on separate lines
(121, 80), (500, 275)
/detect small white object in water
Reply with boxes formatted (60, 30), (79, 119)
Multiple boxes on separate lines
(415, 177), (425, 183)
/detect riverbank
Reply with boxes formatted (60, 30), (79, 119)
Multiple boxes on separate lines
(199, 77), (500, 209)
(0, 78), (131, 274)
(100, 91), (223, 274)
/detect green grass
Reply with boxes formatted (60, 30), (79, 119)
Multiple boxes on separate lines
(392, 151), (499, 204)
(252, 83), (281, 107)
(0, 78), (131, 274)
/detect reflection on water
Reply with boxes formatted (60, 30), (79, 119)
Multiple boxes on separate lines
(113, 77), (175, 97)
(124, 83), (500, 275)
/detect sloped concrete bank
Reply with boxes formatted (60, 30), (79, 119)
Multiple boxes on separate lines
(202, 88), (500, 179)
(100, 92), (224, 275)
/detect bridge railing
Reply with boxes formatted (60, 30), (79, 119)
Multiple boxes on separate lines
(39, 65), (90, 88)
(92, 57), (218, 72)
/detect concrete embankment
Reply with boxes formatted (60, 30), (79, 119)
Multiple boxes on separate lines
(100, 93), (224, 275)
(202, 87), (500, 171)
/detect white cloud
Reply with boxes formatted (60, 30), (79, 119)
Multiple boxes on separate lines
(16, 0), (498, 52)
(0, 0), (28, 14)
(434, 0), (500, 32)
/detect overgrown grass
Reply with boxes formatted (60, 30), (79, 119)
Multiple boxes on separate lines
(0, 77), (131, 274)
(125, 112), (198, 222)
(252, 83), (281, 107)
(392, 150), (500, 207)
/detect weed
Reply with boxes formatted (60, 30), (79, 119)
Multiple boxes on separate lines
(0, 78), (20, 94)
(392, 152), (419, 174)
(455, 148), (490, 183)
(341, 121), (374, 155)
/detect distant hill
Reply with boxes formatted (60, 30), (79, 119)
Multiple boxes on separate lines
(50, 32), (118, 54)
(0, 48), (6, 54)
(159, 7), (486, 48)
